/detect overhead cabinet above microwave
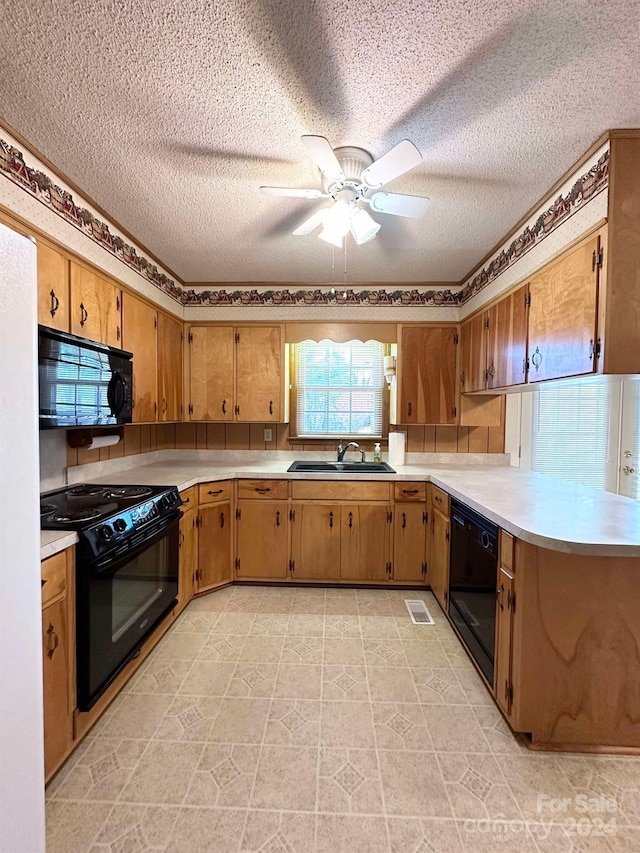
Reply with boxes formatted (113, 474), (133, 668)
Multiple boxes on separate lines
(38, 325), (133, 429)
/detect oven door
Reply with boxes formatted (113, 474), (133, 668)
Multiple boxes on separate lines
(76, 515), (179, 710)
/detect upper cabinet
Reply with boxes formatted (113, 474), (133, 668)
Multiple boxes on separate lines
(157, 313), (183, 422)
(37, 243), (69, 332)
(527, 234), (600, 383)
(396, 325), (458, 424)
(121, 292), (158, 422)
(187, 325), (286, 422)
(487, 284), (529, 389)
(460, 312), (488, 393)
(70, 262), (121, 347)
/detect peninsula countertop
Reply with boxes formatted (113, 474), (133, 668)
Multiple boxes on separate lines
(38, 450), (640, 559)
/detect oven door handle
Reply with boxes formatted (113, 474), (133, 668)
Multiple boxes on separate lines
(89, 512), (182, 576)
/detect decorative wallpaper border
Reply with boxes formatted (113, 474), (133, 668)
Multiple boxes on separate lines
(0, 136), (608, 308)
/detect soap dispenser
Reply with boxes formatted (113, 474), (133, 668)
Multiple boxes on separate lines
(374, 442), (382, 463)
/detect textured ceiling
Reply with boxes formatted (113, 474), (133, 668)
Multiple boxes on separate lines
(1, 0), (639, 283)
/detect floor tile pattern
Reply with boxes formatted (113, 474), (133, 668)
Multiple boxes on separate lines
(46, 586), (640, 851)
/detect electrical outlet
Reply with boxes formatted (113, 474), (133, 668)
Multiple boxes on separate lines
(264, 428), (273, 442)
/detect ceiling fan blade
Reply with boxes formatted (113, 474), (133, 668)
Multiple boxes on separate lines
(260, 186), (326, 199)
(362, 140), (423, 189)
(301, 135), (345, 182)
(368, 191), (431, 219)
(292, 208), (327, 236)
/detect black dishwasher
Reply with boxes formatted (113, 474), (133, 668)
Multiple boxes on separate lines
(448, 499), (498, 685)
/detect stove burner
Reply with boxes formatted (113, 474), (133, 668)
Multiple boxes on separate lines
(53, 508), (103, 523)
(67, 485), (105, 497)
(40, 503), (56, 516)
(104, 486), (153, 499)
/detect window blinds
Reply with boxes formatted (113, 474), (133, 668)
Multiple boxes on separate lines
(531, 380), (617, 491)
(295, 340), (384, 437)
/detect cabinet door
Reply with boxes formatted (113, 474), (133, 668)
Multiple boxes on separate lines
(177, 508), (197, 610)
(460, 313), (487, 393)
(236, 501), (289, 579)
(188, 326), (234, 421)
(340, 504), (391, 581)
(42, 597), (72, 779)
(393, 503), (428, 582)
(122, 292), (158, 422)
(494, 566), (515, 715)
(487, 284), (529, 388)
(70, 262), (121, 346)
(430, 508), (450, 610)
(235, 326), (282, 421)
(291, 503), (341, 580)
(198, 502), (232, 591)
(158, 313), (183, 421)
(37, 243), (69, 331)
(400, 327), (458, 424)
(527, 235), (599, 383)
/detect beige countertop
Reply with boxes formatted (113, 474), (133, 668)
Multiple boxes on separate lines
(36, 451), (640, 559)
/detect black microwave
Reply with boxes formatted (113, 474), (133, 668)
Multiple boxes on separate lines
(38, 326), (133, 429)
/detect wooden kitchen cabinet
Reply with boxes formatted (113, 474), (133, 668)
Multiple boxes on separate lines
(527, 233), (600, 383)
(197, 502), (232, 591)
(494, 563), (516, 716)
(340, 504), (392, 581)
(177, 504), (197, 613)
(122, 292), (158, 422)
(37, 242), (69, 332)
(187, 324), (287, 422)
(70, 262), (121, 346)
(393, 502), (428, 582)
(460, 312), (488, 393)
(397, 325), (458, 424)
(41, 550), (74, 781)
(235, 501), (289, 579)
(486, 284), (529, 389)
(429, 485), (450, 610)
(157, 312), (183, 421)
(290, 502), (341, 580)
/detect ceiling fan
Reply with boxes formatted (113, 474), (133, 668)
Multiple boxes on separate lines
(260, 135), (430, 246)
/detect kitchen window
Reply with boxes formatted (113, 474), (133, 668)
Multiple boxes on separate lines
(293, 339), (385, 438)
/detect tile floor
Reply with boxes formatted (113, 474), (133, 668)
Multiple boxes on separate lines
(46, 586), (640, 852)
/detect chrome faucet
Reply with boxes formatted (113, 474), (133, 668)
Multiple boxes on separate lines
(337, 440), (361, 462)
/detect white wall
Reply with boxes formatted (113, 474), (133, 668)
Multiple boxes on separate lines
(0, 224), (46, 852)
(40, 429), (68, 491)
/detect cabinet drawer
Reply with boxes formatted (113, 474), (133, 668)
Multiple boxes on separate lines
(291, 480), (391, 501)
(237, 479), (288, 500)
(430, 485), (450, 516)
(500, 530), (514, 571)
(41, 551), (67, 607)
(199, 481), (233, 504)
(394, 482), (426, 502)
(179, 486), (197, 509)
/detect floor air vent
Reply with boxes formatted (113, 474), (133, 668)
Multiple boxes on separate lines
(404, 599), (435, 625)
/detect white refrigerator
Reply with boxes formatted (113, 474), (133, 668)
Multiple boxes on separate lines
(0, 222), (46, 852)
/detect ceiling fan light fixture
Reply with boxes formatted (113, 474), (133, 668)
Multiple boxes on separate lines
(318, 227), (343, 248)
(321, 200), (352, 238)
(350, 207), (380, 245)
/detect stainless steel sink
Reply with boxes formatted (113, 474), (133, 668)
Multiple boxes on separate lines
(287, 461), (396, 474)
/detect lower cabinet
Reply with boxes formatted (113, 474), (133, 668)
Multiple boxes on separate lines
(494, 564), (515, 716)
(393, 503), (428, 582)
(429, 506), (450, 609)
(340, 504), (392, 581)
(41, 550), (74, 781)
(290, 503), (341, 580)
(177, 506), (197, 611)
(197, 502), (232, 591)
(235, 500), (289, 579)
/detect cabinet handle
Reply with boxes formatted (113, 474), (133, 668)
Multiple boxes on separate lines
(487, 365), (495, 378)
(402, 488), (419, 495)
(329, 511), (334, 529)
(275, 510), (280, 527)
(46, 623), (59, 659)
(402, 512), (406, 529)
(163, 398), (168, 413)
(222, 399), (227, 415)
(220, 511), (225, 528)
(269, 400), (273, 415)
(179, 530), (185, 546)
(407, 401), (412, 417)
(208, 489), (223, 496)
(496, 582), (504, 610)
(235, 404), (240, 416)
(255, 487), (271, 494)
(530, 347), (542, 370)
(79, 302), (88, 326)
(182, 497), (190, 504)
(116, 326), (121, 341)
(434, 494), (442, 503)
(348, 511), (353, 529)
(49, 290), (59, 318)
